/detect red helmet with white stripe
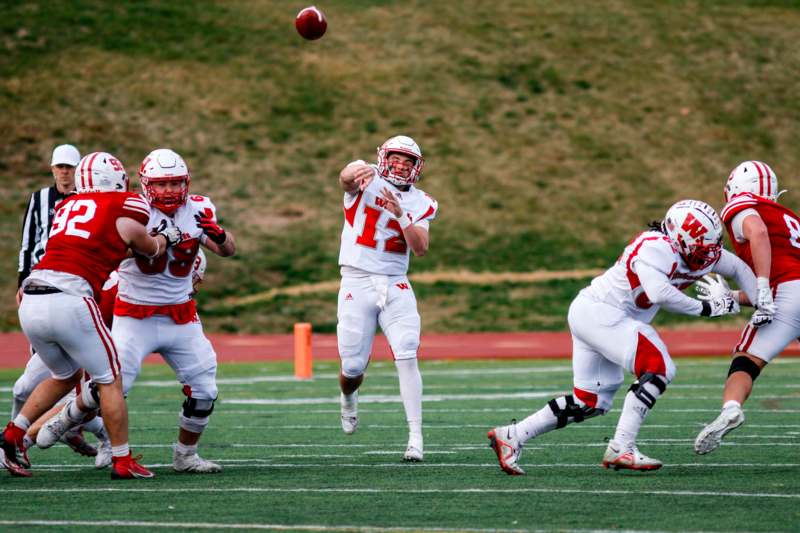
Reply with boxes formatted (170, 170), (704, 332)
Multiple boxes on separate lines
(377, 135), (424, 186)
(74, 152), (129, 193)
(139, 148), (190, 215)
(724, 160), (778, 202)
(664, 200), (723, 271)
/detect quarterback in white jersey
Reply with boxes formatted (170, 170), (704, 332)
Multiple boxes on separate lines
(113, 148), (235, 473)
(488, 200), (758, 475)
(337, 135), (438, 462)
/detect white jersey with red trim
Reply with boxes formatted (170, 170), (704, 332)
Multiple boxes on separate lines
(583, 230), (714, 323)
(117, 195), (213, 305)
(338, 161), (438, 276)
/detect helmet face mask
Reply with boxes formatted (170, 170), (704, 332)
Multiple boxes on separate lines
(377, 135), (424, 186)
(74, 152), (129, 193)
(725, 160), (778, 202)
(139, 148), (190, 215)
(664, 200), (723, 271)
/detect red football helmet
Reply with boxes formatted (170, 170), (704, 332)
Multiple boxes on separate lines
(139, 148), (190, 215)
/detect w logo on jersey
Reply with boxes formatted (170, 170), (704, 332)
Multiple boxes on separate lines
(396, 283), (410, 290)
(680, 213), (708, 238)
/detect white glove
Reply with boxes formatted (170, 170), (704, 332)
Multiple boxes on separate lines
(701, 293), (740, 318)
(756, 277), (777, 315)
(158, 226), (183, 247)
(695, 274), (733, 301)
(750, 309), (773, 328)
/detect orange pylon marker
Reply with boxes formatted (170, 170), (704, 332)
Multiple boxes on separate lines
(294, 322), (313, 380)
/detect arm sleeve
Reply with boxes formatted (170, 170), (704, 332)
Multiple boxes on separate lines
(637, 260), (704, 316)
(730, 208), (760, 243)
(713, 249), (758, 305)
(17, 192), (38, 287)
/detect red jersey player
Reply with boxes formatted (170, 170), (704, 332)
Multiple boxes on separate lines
(695, 160), (800, 454)
(0, 152), (183, 479)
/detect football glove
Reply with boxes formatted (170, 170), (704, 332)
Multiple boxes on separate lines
(157, 225), (183, 247)
(195, 207), (227, 245)
(756, 277), (777, 315)
(695, 274), (732, 302)
(750, 309), (773, 328)
(700, 293), (740, 318)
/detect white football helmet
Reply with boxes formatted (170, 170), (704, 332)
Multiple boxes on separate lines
(139, 148), (190, 215)
(74, 152), (128, 193)
(664, 200), (723, 271)
(376, 135), (424, 186)
(724, 160), (779, 202)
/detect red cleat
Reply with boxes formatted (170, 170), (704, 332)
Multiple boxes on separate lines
(3, 422), (30, 468)
(111, 453), (155, 480)
(0, 426), (31, 477)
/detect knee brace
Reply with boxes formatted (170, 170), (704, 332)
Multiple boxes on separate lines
(80, 381), (101, 411)
(179, 389), (216, 434)
(728, 355), (762, 381)
(548, 394), (603, 429)
(628, 373), (667, 409)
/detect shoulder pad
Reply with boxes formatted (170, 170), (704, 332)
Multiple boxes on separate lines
(721, 193), (759, 222)
(634, 237), (677, 275)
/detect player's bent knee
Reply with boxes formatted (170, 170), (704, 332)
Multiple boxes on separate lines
(180, 393), (216, 434)
(392, 332), (419, 360)
(341, 357), (366, 378)
(728, 355), (762, 381)
(548, 394), (603, 429)
(628, 372), (667, 409)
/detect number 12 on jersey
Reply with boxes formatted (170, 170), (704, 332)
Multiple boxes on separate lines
(356, 204), (407, 254)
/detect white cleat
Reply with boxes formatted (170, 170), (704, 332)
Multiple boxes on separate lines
(95, 439), (112, 469)
(340, 391), (359, 435)
(402, 434), (424, 462)
(37, 401), (81, 450)
(694, 404), (745, 455)
(488, 422), (525, 475)
(602, 439), (662, 471)
(173, 448), (222, 473)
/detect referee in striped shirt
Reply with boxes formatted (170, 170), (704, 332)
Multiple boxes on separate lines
(16, 144), (81, 301)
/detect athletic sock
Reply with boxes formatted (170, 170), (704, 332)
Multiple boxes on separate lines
(722, 399), (741, 411)
(516, 404), (559, 443)
(395, 358), (422, 437)
(81, 416), (105, 436)
(66, 400), (85, 424)
(22, 435), (34, 450)
(12, 414), (31, 432)
(111, 443), (130, 458)
(613, 381), (664, 448)
(175, 441), (198, 456)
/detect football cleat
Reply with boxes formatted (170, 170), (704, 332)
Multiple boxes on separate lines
(111, 454), (155, 480)
(340, 391), (359, 435)
(3, 421), (31, 469)
(402, 434), (424, 462)
(37, 401), (81, 450)
(95, 440), (113, 469)
(0, 430), (31, 477)
(61, 428), (98, 457)
(173, 447), (222, 473)
(602, 440), (662, 471)
(694, 404), (745, 455)
(488, 421), (525, 475)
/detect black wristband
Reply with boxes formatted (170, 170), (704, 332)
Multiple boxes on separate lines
(700, 300), (711, 317)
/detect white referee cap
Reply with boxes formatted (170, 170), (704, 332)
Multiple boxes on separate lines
(51, 144), (81, 167)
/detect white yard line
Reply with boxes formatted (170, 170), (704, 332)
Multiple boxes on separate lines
(1, 487), (797, 501)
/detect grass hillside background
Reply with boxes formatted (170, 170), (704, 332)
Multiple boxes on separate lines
(1, 0), (799, 333)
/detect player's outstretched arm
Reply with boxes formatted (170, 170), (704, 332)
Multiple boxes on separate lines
(116, 217), (172, 258)
(340, 162), (374, 194)
(203, 229), (236, 257)
(195, 208), (235, 257)
(712, 249), (757, 306)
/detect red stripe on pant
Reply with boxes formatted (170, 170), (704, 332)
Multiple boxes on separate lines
(634, 332), (667, 377)
(83, 297), (119, 378)
(573, 387), (598, 408)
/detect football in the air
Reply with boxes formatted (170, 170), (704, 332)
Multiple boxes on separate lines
(295, 6), (327, 40)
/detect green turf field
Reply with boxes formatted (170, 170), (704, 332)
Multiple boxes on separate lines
(1, 357), (798, 532)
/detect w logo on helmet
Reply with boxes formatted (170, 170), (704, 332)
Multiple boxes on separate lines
(680, 213), (708, 239)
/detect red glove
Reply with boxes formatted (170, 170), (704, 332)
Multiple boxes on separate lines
(195, 207), (227, 245)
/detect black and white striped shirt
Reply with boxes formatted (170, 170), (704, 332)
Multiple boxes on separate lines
(17, 185), (73, 287)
